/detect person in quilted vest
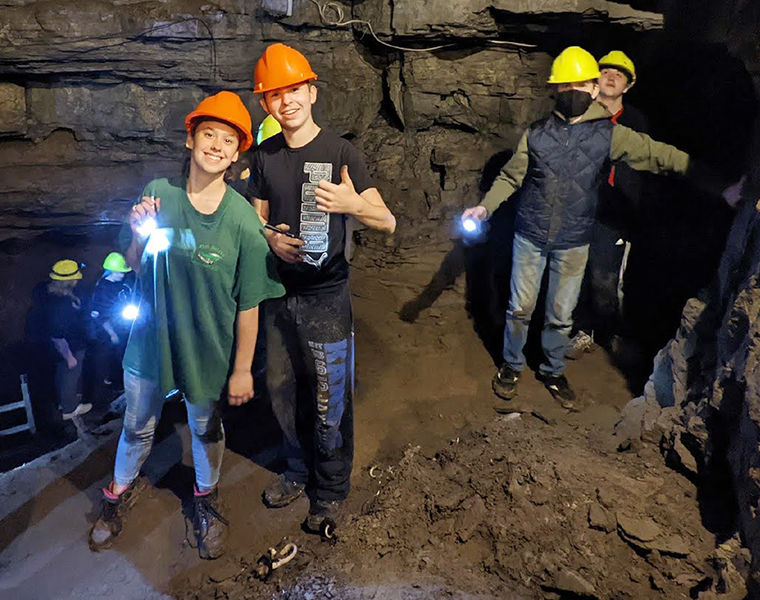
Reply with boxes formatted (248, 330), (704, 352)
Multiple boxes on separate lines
(462, 46), (723, 410)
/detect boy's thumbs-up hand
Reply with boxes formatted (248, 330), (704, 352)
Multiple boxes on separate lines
(315, 165), (362, 215)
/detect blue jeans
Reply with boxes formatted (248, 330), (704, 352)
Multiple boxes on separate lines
(113, 371), (225, 491)
(504, 234), (589, 376)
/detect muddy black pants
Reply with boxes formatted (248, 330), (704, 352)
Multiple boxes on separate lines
(573, 221), (628, 346)
(264, 283), (354, 503)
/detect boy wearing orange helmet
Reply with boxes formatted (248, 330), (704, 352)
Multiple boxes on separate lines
(248, 43), (395, 534)
(89, 91), (285, 559)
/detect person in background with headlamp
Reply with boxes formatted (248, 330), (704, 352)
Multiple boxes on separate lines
(567, 51), (649, 361)
(88, 91), (285, 560)
(87, 252), (135, 395)
(27, 259), (92, 422)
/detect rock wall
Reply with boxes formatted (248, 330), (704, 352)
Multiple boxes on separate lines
(613, 0), (760, 588)
(0, 0), (664, 238)
(616, 192), (760, 588)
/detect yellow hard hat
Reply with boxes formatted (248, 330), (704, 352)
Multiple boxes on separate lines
(548, 46), (601, 85)
(50, 259), (83, 281)
(256, 114), (282, 145)
(599, 50), (636, 84)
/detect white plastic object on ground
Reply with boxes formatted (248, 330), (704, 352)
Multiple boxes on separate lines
(271, 543), (298, 570)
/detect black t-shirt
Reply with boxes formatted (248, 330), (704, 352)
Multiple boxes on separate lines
(247, 130), (373, 294)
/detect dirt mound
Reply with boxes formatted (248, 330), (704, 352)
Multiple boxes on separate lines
(318, 417), (742, 598)
(183, 413), (750, 599)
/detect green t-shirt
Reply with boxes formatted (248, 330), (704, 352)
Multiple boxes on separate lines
(122, 177), (285, 406)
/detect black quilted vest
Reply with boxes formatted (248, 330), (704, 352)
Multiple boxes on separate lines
(516, 113), (614, 249)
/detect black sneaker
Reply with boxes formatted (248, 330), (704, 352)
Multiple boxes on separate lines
(193, 487), (228, 560)
(263, 475), (306, 508)
(540, 374), (577, 410)
(492, 364), (520, 400)
(305, 499), (342, 537)
(89, 477), (145, 551)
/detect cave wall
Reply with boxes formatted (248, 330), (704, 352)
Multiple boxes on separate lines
(0, 0), (385, 230)
(612, 0), (760, 587)
(0, 0), (668, 239)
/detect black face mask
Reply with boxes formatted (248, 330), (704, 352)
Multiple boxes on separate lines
(555, 90), (594, 118)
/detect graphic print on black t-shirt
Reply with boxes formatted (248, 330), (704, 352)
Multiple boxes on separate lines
(248, 130), (373, 295)
(301, 161), (333, 268)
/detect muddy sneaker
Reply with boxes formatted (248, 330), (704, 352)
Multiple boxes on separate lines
(89, 477), (145, 551)
(62, 402), (93, 421)
(540, 374), (577, 410)
(193, 486), (228, 560)
(492, 364), (520, 400)
(305, 499), (342, 535)
(566, 330), (595, 360)
(263, 475), (306, 508)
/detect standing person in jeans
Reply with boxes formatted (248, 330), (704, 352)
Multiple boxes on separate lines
(88, 91), (284, 559)
(568, 51), (650, 359)
(31, 259), (92, 421)
(248, 43), (396, 533)
(462, 46), (715, 410)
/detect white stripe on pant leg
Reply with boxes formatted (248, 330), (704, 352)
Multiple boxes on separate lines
(617, 240), (632, 312)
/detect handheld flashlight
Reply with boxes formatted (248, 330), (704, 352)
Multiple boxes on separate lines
(121, 303), (140, 321)
(462, 218), (478, 233)
(137, 217), (157, 237)
(145, 228), (170, 255)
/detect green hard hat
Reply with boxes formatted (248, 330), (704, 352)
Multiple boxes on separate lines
(256, 114), (282, 145)
(102, 252), (131, 273)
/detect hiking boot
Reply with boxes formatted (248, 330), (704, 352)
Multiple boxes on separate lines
(62, 402), (93, 420)
(492, 364), (520, 400)
(89, 477), (145, 551)
(193, 486), (228, 560)
(540, 374), (577, 410)
(566, 330), (595, 360)
(305, 499), (342, 535)
(263, 475), (306, 508)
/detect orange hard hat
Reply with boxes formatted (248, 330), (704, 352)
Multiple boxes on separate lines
(254, 43), (318, 95)
(184, 91), (253, 152)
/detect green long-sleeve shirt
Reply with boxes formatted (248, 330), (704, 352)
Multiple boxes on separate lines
(480, 102), (691, 215)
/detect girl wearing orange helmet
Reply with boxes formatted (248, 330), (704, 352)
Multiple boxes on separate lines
(89, 91), (284, 559)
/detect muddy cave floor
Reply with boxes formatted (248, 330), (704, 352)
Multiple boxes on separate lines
(0, 241), (740, 600)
